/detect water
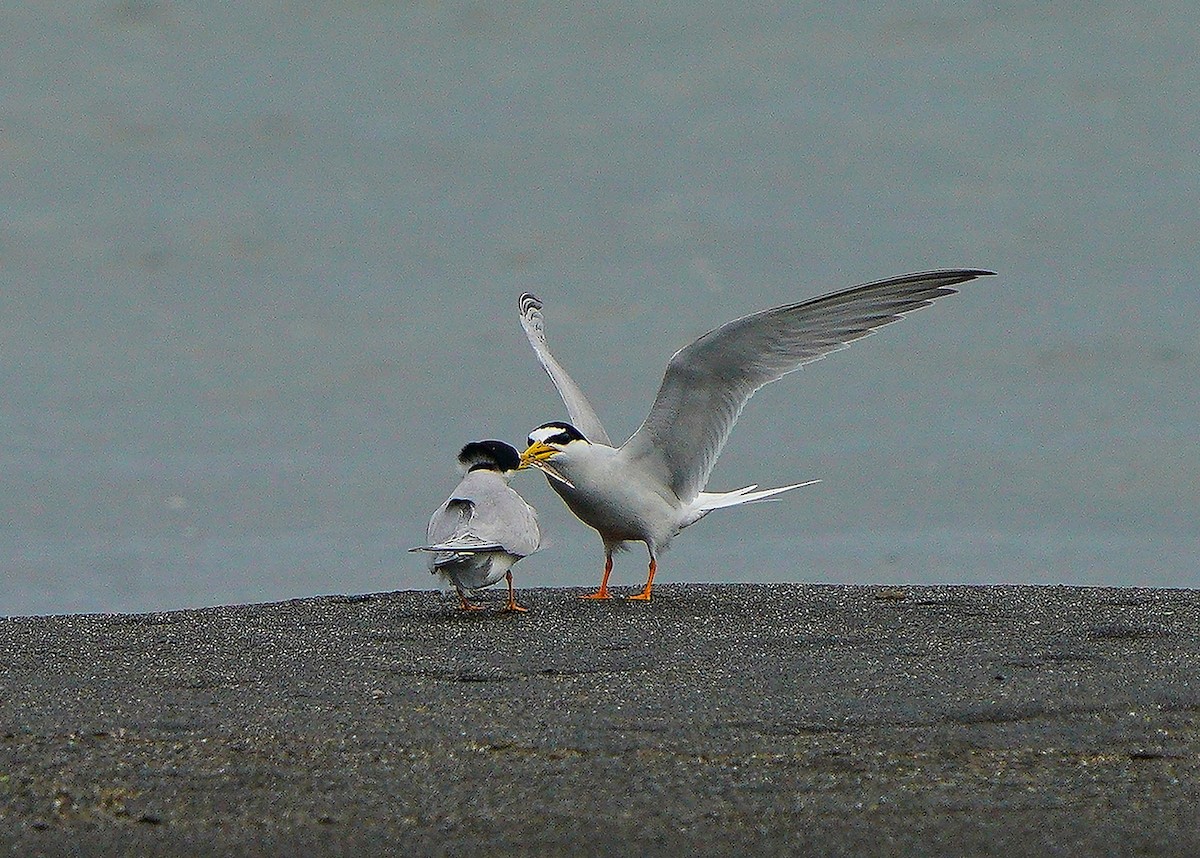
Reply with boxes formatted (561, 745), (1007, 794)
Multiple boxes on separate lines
(3, 3), (1197, 615)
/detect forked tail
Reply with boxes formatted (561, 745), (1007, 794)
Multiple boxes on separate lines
(682, 479), (820, 527)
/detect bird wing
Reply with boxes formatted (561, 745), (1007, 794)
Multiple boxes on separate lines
(483, 489), (541, 558)
(621, 269), (993, 503)
(417, 477), (541, 559)
(417, 496), (476, 553)
(519, 293), (613, 446)
(409, 534), (506, 553)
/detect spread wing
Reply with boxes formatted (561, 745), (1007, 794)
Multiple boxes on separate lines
(621, 269), (994, 503)
(519, 293), (612, 446)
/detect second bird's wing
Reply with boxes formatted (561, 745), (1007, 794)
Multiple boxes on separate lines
(621, 269), (993, 503)
(467, 482), (541, 558)
(413, 484), (540, 559)
(520, 293), (612, 446)
(409, 534), (506, 554)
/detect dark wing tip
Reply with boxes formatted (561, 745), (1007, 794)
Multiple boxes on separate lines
(936, 268), (996, 285)
(847, 268), (995, 303)
(520, 293), (543, 314)
(886, 268), (995, 287)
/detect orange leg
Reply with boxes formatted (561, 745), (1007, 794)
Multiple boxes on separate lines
(503, 571), (528, 613)
(581, 554), (614, 600)
(627, 558), (657, 601)
(457, 589), (483, 611)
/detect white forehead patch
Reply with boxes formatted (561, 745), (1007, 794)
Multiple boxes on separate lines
(527, 423), (586, 446)
(528, 425), (563, 445)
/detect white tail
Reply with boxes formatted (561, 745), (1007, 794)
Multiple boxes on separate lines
(682, 479), (820, 527)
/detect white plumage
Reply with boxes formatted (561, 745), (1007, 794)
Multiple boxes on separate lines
(519, 269), (993, 600)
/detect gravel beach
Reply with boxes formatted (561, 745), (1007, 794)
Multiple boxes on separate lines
(2, 583), (1198, 856)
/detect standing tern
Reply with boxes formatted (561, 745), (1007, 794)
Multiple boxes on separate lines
(517, 268), (993, 601)
(411, 440), (540, 612)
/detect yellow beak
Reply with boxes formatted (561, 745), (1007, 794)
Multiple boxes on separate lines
(518, 441), (575, 488)
(519, 440), (559, 469)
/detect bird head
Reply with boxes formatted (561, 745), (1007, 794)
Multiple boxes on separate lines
(519, 422), (587, 486)
(457, 440), (522, 476)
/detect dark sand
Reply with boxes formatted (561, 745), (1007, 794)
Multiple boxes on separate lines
(2, 584), (1198, 857)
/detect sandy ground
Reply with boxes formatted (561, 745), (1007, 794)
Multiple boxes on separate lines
(2, 583), (1198, 856)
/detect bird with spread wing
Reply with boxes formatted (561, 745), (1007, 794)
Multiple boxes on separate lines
(517, 269), (993, 601)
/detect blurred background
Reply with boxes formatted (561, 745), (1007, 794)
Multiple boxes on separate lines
(2, 2), (1196, 615)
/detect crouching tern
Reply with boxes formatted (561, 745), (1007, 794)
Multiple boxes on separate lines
(518, 269), (993, 601)
(410, 440), (540, 612)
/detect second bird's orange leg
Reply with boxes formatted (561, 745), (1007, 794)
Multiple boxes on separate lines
(581, 555), (614, 600)
(628, 558), (657, 602)
(457, 588), (483, 611)
(503, 571), (529, 613)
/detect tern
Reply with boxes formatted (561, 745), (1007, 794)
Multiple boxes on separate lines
(411, 440), (540, 612)
(517, 269), (993, 601)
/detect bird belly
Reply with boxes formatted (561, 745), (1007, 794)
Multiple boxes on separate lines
(550, 474), (680, 546)
(433, 552), (513, 591)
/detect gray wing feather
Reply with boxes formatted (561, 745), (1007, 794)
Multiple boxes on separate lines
(409, 535), (507, 553)
(418, 475), (540, 559)
(520, 293), (612, 446)
(478, 489), (540, 557)
(422, 497), (474, 550)
(621, 269), (994, 503)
